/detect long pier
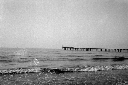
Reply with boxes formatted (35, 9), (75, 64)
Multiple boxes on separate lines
(62, 46), (128, 52)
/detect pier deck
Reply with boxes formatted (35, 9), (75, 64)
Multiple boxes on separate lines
(62, 46), (128, 52)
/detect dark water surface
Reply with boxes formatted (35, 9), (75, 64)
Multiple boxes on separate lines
(0, 48), (128, 70)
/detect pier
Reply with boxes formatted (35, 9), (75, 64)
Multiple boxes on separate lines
(62, 46), (128, 52)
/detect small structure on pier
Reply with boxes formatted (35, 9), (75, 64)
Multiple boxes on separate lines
(62, 47), (74, 50)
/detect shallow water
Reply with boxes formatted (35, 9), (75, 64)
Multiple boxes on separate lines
(0, 48), (128, 70)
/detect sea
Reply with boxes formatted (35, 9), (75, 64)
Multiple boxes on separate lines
(0, 48), (128, 72)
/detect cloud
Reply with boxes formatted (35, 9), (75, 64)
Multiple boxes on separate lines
(115, 0), (128, 3)
(98, 14), (108, 26)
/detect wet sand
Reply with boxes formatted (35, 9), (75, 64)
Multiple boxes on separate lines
(0, 69), (128, 85)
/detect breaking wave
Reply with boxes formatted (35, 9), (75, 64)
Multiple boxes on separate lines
(0, 64), (128, 75)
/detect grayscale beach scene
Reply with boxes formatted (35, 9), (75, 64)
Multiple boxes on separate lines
(0, 0), (128, 85)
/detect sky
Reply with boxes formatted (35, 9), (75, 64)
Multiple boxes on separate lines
(0, 0), (128, 49)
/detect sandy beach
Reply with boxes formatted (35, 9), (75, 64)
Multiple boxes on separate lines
(0, 69), (128, 85)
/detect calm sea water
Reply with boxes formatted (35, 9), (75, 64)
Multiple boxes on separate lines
(0, 48), (128, 70)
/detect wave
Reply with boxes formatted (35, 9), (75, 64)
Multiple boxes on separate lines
(92, 56), (128, 62)
(68, 58), (88, 61)
(0, 59), (12, 63)
(0, 64), (128, 75)
(0, 56), (9, 59)
(63, 55), (85, 57)
(38, 58), (88, 61)
(94, 55), (103, 56)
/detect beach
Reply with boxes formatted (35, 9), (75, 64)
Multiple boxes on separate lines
(0, 69), (128, 85)
(0, 48), (128, 85)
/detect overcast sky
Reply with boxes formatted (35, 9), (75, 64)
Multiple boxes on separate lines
(0, 0), (128, 49)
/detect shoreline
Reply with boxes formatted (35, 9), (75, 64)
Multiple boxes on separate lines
(0, 69), (128, 85)
(0, 64), (128, 74)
